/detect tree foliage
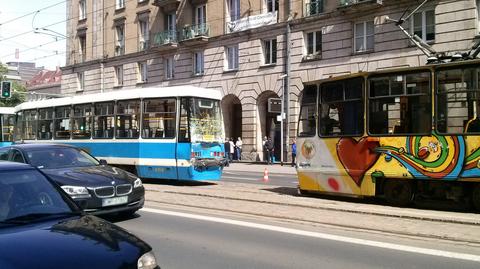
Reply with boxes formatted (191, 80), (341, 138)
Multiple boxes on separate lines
(0, 64), (26, 107)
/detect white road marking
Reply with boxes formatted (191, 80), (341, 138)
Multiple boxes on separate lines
(141, 207), (480, 262)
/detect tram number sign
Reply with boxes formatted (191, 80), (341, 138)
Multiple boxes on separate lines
(268, 98), (282, 113)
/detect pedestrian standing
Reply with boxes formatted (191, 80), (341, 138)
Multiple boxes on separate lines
(224, 138), (230, 167)
(229, 138), (235, 162)
(265, 137), (274, 164)
(262, 136), (268, 163)
(291, 139), (297, 167)
(235, 137), (242, 161)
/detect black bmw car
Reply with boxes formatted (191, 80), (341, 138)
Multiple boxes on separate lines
(0, 162), (159, 269)
(0, 144), (145, 216)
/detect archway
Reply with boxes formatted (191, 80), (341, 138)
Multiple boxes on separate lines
(257, 91), (281, 162)
(221, 94), (242, 142)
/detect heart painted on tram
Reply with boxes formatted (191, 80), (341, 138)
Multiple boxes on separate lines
(337, 137), (380, 186)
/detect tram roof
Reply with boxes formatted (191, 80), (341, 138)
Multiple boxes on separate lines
(0, 107), (15, 114)
(15, 86), (222, 111)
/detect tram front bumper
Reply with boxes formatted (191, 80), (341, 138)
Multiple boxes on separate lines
(192, 158), (226, 170)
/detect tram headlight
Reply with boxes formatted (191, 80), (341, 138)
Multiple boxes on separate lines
(61, 185), (91, 199)
(137, 251), (158, 269)
(134, 178), (143, 188)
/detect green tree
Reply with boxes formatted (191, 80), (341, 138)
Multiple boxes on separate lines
(0, 64), (26, 107)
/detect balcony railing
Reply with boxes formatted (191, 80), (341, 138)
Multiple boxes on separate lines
(180, 24), (209, 41)
(339, 0), (382, 7)
(306, 0), (324, 16)
(152, 31), (178, 47)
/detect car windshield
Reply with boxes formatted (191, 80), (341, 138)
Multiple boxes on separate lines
(0, 169), (74, 224)
(26, 147), (100, 169)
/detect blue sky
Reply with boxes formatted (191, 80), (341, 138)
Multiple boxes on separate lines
(0, 0), (66, 69)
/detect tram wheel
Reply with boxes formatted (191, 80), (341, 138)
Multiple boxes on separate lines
(472, 184), (480, 211)
(384, 179), (414, 207)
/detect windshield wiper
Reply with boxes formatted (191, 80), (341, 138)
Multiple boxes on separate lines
(4, 212), (80, 223)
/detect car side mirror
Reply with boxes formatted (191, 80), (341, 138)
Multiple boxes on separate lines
(99, 159), (108, 165)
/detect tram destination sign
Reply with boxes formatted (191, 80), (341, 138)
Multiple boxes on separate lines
(268, 98), (282, 113)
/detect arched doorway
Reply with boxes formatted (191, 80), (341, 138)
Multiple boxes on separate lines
(257, 91), (281, 162)
(221, 94), (242, 141)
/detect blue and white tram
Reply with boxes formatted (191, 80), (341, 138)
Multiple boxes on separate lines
(0, 107), (15, 147)
(14, 86), (226, 181)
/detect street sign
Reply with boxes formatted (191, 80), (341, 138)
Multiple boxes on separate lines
(1, 81), (12, 99)
(268, 98), (282, 113)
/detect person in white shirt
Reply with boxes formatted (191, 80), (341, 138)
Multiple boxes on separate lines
(229, 138), (235, 162)
(235, 137), (243, 161)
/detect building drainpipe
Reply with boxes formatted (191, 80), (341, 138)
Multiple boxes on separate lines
(101, 0), (106, 93)
(284, 0), (292, 164)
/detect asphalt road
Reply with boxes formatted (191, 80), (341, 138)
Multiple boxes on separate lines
(113, 207), (480, 269)
(221, 170), (298, 187)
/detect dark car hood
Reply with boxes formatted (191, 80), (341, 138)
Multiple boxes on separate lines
(42, 165), (136, 187)
(0, 215), (150, 269)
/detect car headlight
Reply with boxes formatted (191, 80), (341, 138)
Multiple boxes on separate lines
(134, 178), (143, 188)
(137, 251), (157, 269)
(61, 185), (91, 199)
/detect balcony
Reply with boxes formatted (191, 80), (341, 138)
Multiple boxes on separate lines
(151, 31), (178, 51)
(179, 24), (209, 45)
(153, 0), (180, 13)
(138, 39), (150, 51)
(305, 0), (324, 17)
(338, 0), (382, 13)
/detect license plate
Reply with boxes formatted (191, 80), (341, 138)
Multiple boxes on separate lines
(102, 196), (128, 207)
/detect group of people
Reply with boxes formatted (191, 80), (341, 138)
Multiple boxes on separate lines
(224, 137), (242, 167)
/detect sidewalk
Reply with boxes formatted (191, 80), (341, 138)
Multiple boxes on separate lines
(223, 162), (296, 175)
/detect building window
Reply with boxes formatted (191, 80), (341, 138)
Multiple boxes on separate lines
(411, 10), (435, 42)
(115, 65), (123, 86)
(228, 0), (240, 21)
(477, 0), (480, 33)
(79, 0), (87, 20)
(305, 31), (322, 57)
(195, 5), (207, 26)
(116, 0), (125, 9)
(78, 34), (86, 62)
(266, 0), (279, 13)
(115, 24), (125, 56)
(225, 45), (239, 70)
(354, 21), (374, 53)
(263, 38), (277, 65)
(165, 56), (174, 79)
(77, 72), (84, 91)
(193, 51), (204, 75)
(138, 17), (149, 51)
(166, 13), (177, 42)
(137, 61), (148, 83)
(306, 0), (323, 16)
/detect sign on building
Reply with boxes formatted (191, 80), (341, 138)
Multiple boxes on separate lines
(268, 98), (282, 113)
(227, 12), (278, 33)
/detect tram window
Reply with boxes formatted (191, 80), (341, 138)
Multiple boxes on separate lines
(298, 84), (317, 137)
(116, 100), (140, 139)
(179, 98), (190, 142)
(368, 71), (431, 135)
(142, 98), (176, 139)
(93, 102), (114, 139)
(14, 112), (23, 141)
(21, 110), (37, 140)
(320, 78), (364, 137)
(54, 106), (72, 139)
(1, 115), (14, 142)
(436, 66), (480, 134)
(38, 108), (54, 140)
(72, 104), (92, 139)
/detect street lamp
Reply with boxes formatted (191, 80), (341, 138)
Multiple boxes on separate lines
(279, 74), (287, 165)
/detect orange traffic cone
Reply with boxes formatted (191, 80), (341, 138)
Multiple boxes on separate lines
(263, 168), (269, 182)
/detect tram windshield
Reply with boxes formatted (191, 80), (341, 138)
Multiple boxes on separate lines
(188, 98), (223, 143)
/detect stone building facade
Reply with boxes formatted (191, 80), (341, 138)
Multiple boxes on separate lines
(62, 0), (480, 161)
